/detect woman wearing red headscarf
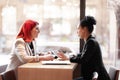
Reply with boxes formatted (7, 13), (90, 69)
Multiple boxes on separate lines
(6, 20), (54, 77)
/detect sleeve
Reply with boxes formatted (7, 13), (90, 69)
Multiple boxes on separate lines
(92, 72), (98, 79)
(70, 40), (96, 64)
(14, 39), (35, 63)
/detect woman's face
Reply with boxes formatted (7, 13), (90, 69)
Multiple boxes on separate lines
(31, 26), (40, 39)
(77, 26), (85, 39)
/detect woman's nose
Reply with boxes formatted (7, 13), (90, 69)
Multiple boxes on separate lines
(38, 30), (40, 33)
(77, 30), (79, 34)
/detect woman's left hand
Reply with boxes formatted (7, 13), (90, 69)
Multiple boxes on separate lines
(57, 52), (68, 60)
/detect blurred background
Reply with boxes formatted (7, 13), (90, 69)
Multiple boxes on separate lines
(0, 0), (120, 70)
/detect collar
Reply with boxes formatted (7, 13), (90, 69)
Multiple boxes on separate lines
(86, 35), (95, 42)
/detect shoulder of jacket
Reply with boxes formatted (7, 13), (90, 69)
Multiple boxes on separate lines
(87, 37), (97, 45)
(89, 38), (96, 41)
(15, 38), (25, 44)
(15, 38), (24, 42)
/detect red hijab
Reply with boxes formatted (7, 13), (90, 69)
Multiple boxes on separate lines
(17, 20), (39, 42)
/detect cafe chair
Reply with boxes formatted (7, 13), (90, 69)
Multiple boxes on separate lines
(0, 64), (7, 73)
(109, 66), (120, 80)
(1, 70), (16, 80)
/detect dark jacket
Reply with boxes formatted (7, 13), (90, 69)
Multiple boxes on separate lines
(70, 35), (111, 80)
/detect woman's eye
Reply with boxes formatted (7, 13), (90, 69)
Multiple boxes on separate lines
(36, 27), (39, 30)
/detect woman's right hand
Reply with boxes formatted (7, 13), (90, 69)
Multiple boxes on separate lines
(43, 54), (54, 61)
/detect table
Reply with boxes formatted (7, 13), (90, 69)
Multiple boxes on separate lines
(18, 61), (78, 80)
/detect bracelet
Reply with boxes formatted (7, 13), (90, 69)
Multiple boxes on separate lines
(34, 55), (39, 62)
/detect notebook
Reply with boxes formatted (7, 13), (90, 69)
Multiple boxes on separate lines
(41, 61), (71, 65)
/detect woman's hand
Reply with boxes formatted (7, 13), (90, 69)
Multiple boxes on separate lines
(57, 52), (68, 60)
(43, 54), (54, 61)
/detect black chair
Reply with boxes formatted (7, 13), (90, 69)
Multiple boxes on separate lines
(1, 70), (16, 80)
(109, 66), (120, 80)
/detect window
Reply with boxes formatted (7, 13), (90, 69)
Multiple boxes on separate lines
(1, 6), (17, 35)
(0, 0), (80, 54)
(0, 0), (119, 68)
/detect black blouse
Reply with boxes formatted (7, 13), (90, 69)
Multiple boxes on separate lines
(29, 42), (35, 56)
